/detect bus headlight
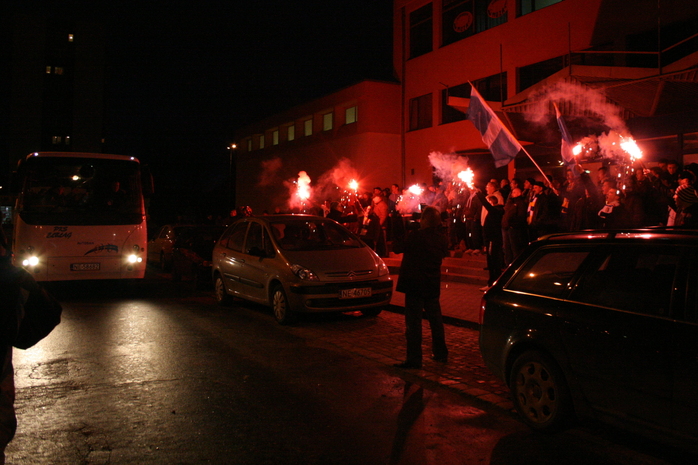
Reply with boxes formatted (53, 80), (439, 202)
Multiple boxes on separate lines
(127, 254), (142, 264)
(23, 256), (40, 267)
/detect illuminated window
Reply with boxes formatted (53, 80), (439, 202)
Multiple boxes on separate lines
(304, 119), (312, 136)
(345, 106), (357, 124)
(52, 136), (62, 144)
(287, 125), (295, 141)
(65, 136), (71, 145)
(68, 33), (74, 42)
(323, 113), (333, 131)
(247, 138), (252, 151)
(272, 129), (279, 145)
(46, 66), (52, 74)
(258, 134), (265, 149)
(54, 67), (64, 75)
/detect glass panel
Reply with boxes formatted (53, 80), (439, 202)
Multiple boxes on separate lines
(506, 248), (590, 297)
(569, 245), (680, 317)
(18, 156), (143, 226)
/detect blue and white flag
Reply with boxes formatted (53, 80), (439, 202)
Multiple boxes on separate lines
(555, 103), (576, 166)
(467, 85), (522, 168)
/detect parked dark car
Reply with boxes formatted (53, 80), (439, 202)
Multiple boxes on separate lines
(148, 224), (197, 271)
(479, 229), (698, 453)
(212, 215), (392, 324)
(171, 225), (226, 289)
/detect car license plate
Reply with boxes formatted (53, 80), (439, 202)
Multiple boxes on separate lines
(340, 287), (372, 299)
(71, 263), (100, 271)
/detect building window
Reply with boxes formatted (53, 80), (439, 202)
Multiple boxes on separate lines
(258, 134), (265, 149)
(247, 138), (253, 151)
(52, 136), (62, 144)
(65, 136), (70, 145)
(410, 3), (433, 59)
(272, 129), (279, 145)
(518, 56), (565, 92)
(68, 33), (74, 42)
(409, 93), (433, 131)
(519, 0), (563, 16)
(441, 82), (472, 124)
(323, 112), (333, 131)
(442, 0), (474, 46)
(475, 0), (508, 33)
(54, 67), (64, 75)
(304, 119), (313, 136)
(474, 72), (507, 102)
(442, 0), (508, 47)
(287, 124), (295, 141)
(46, 66), (52, 74)
(345, 106), (357, 124)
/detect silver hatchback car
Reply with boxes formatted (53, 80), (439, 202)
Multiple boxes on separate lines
(211, 215), (393, 324)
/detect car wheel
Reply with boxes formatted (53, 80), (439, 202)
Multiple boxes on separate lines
(272, 285), (296, 325)
(510, 350), (573, 432)
(214, 275), (232, 306)
(361, 308), (382, 317)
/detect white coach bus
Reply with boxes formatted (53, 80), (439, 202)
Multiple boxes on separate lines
(12, 152), (149, 281)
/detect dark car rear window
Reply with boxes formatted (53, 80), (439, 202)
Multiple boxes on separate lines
(506, 248), (590, 298)
(569, 245), (680, 317)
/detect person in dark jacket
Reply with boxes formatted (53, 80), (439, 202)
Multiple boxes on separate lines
(392, 206), (449, 369)
(1, 229), (62, 463)
(501, 187), (528, 265)
(476, 189), (505, 290)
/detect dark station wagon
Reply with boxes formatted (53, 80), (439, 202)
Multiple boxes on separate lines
(479, 229), (698, 452)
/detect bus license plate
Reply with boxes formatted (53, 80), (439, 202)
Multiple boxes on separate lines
(340, 287), (371, 299)
(71, 263), (100, 271)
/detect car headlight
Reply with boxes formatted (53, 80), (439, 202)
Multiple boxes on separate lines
(23, 255), (40, 267)
(291, 264), (318, 281)
(377, 260), (390, 277)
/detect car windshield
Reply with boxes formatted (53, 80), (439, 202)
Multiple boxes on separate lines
(18, 156), (143, 225)
(269, 219), (363, 251)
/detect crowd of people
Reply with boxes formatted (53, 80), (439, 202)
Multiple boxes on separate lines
(208, 159), (698, 275)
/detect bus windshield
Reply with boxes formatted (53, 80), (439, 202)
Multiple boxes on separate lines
(18, 156), (143, 226)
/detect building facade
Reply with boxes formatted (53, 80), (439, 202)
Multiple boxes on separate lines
(234, 0), (698, 211)
(233, 80), (402, 214)
(394, 0), (698, 184)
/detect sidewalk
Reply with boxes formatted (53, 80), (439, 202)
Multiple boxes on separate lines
(384, 250), (488, 328)
(389, 278), (484, 329)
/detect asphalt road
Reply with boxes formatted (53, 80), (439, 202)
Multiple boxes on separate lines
(5, 275), (693, 464)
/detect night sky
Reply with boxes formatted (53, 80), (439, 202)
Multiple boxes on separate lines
(94, 0), (394, 216)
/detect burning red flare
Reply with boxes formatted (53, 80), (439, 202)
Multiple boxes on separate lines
(457, 168), (474, 188)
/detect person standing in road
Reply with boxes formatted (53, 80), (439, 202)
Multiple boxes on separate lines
(1, 229), (62, 464)
(392, 206), (449, 369)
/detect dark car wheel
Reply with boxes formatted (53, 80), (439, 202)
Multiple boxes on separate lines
(361, 308), (382, 317)
(272, 285), (296, 325)
(214, 275), (232, 306)
(510, 350), (573, 432)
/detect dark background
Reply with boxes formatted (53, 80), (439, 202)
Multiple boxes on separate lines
(100, 1), (395, 220)
(7, 0), (395, 221)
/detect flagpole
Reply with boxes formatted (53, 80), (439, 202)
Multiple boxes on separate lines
(469, 83), (551, 187)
